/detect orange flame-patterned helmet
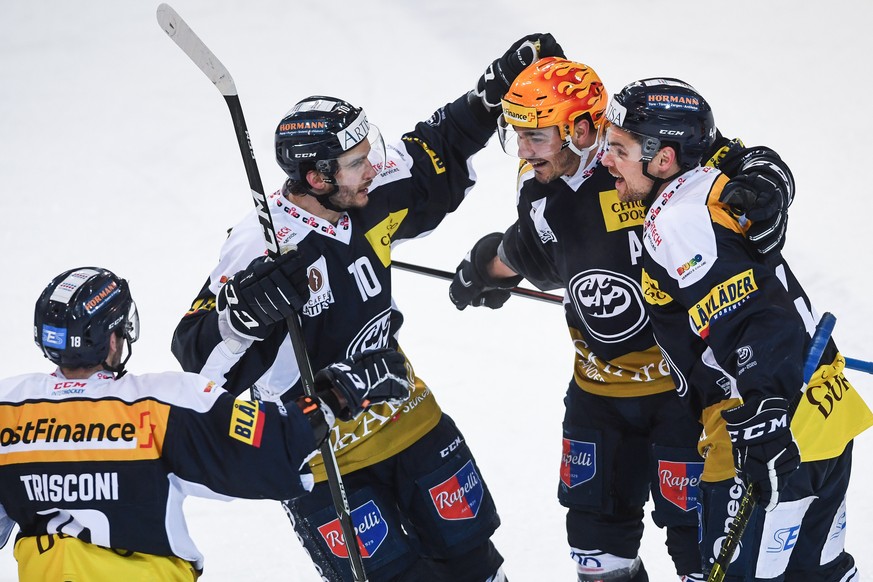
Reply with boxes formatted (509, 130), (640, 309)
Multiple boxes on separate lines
(500, 57), (606, 143)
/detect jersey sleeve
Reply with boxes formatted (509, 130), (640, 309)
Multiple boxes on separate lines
(379, 94), (499, 244)
(652, 201), (806, 404)
(0, 501), (14, 549)
(171, 278), (290, 398)
(499, 218), (563, 291)
(710, 141), (795, 208)
(161, 374), (317, 500)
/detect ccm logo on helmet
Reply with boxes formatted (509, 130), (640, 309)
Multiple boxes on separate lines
(659, 129), (685, 136)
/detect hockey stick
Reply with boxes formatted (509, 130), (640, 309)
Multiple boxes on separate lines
(845, 357), (873, 375)
(394, 259), (873, 378)
(391, 260), (563, 305)
(707, 311), (837, 582)
(155, 5), (368, 580)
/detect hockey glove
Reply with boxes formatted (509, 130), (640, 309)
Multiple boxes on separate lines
(217, 251), (310, 341)
(722, 397), (800, 511)
(450, 233), (523, 311)
(720, 160), (794, 256)
(472, 33), (565, 113)
(314, 348), (411, 422)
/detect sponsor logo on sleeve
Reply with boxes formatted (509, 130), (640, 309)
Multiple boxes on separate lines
(530, 197), (557, 243)
(401, 136), (445, 174)
(560, 439), (596, 488)
(658, 460), (703, 511)
(228, 400), (265, 447)
(641, 269), (673, 306)
(677, 254), (704, 278)
(317, 500), (387, 558)
(428, 460), (484, 520)
(689, 269), (758, 339)
(185, 297), (216, 316)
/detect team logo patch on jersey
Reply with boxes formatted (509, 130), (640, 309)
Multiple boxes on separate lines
(228, 400), (264, 447)
(317, 500), (388, 559)
(689, 269), (758, 339)
(599, 190), (645, 232)
(428, 460), (484, 520)
(658, 460), (703, 511)
(347, 308), (391, 357)
(569, 270), (648, 344)
(561, 439), (596, 488)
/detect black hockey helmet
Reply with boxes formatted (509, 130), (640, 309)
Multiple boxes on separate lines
(275, 95), (383, 183)
(34, 267), (139, 370)
(604, 78), (715, 170)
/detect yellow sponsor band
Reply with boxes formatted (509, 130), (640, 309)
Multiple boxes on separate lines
(689, 269), (757, 336)
(501, 100), (538, 128)
(0, 400), (169, 465)
(365, 209), (409, 267)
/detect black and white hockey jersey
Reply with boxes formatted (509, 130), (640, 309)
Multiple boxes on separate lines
(500, 147), (676, 398)
(639, 165), (872, 461)
(498, 138), (789, 399)
(173, 95), (498, 481)
(0, 369), (318, 570)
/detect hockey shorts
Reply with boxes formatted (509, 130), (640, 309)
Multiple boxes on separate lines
(14, 534), (198, 582)
(560, 382), (703, 574)
(702, 441), (857, 581)
(282, 413), (503, 582)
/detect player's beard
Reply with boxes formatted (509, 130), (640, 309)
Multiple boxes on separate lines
(531, 146), (580, 184)
(327, 179), (373, 210)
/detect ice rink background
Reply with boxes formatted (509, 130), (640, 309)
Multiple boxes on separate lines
(2, 1), (872, 579)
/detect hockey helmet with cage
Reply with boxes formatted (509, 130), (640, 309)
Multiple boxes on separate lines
(498, 57), (606, 157)
(34, 267), (139, 370)
(604, 78), (716, 170)
(275, 95), (385, 183)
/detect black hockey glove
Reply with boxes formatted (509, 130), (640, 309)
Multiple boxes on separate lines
(472, 33), (565, 113)
(217, 251), (310, 341)
(720, 160), (794, 256)
(314, 348), (411, 422)
(722, 397), (800, 512)
(450, 233), (523, 311)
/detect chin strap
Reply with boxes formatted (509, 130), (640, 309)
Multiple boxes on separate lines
(102, 337), (133, 379)
(283, 180), (344, 212)
(642, 161), (683, 208)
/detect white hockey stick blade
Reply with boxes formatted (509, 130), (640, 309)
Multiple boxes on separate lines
(156, 3), (237, 96)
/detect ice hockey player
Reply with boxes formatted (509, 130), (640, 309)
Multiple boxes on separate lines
(171, 34), (565, 582)
(0, 266), (409, 581)
(448, 57), (795, 581)
(601, 77), (872, 581)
